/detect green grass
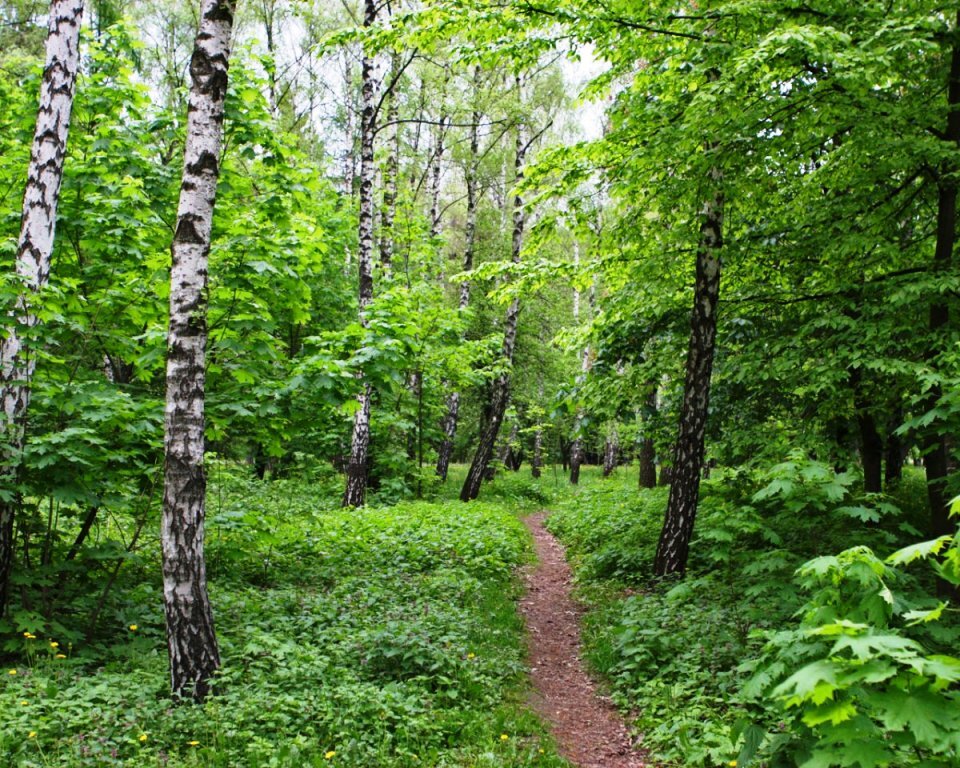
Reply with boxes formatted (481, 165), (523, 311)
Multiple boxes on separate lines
(0, 467), (573, 768)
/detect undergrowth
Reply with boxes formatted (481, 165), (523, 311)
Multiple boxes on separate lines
(548, 459), (960, 768)
(0, 468), (569, 768)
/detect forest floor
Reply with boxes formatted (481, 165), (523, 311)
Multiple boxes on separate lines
(520, 510), (647, 768)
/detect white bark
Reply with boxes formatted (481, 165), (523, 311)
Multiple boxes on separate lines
(343, 0), (378, 507)
(161, 0), (235, 700)
(0, 0), (85, 617)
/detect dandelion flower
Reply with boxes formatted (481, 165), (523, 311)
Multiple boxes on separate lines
(129, 625), (138, 631)
(138, 734), (148, 743)
(20, 701), (28, 706)
(55, 654), (66, 659)
(28, 732), (36, 739)
(187, 741), (200, 747)
(728, 762), (737, 767)
(467, 652), (475, 659)
(500, 734), (509, 741)
(324, 751), (336, 759)
(49, 641), (58, 649)
(7, 669), (16, 675)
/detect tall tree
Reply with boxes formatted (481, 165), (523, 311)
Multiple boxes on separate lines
(342, 0), (377, 507)
(161, 0), (235, 700)
(436, 66), (481, 481)
(654, 143), (724, 577)
(460, 79), (526, 501)
(0, 0), (85, 618)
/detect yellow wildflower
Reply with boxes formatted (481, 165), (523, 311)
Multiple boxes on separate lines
(23, 631), (35, 639)
(20, 701), (28, 706)
(28, 732), (36, 739)
(324, 751), (336, 759)
(467, 652), (475, 659)
(7, 669), (16, 675)
(55, 654), (66, 659)
(139, 734), (148, 743)
(129, 624), (138, 631)
(728, 762), (737, 767)
(500, 734), (509, 741)
(49, 641), (58, 649)
(187, 741), (200, 747)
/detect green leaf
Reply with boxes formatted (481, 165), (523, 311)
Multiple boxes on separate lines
(887, 537), (952, 566)
(801, 698), (858, 727)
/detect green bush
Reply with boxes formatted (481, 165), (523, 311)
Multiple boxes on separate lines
(547, 456), (953, 768)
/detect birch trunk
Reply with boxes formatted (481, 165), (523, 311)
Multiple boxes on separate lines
(460, 95), (525, 501)
(161, 0), (234, 701)
(379, 52), (400, 270)
(568, 349), (589, 485)
(602, 425), (618, 477)
(654, 154), (723, 578)
(428, 110), (449, 240)
(0, 0), (84, 618)
(342, 0), (377, 508)
(436, 67), (481, 481)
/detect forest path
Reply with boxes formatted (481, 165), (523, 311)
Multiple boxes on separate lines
(519, 510), (648, 768)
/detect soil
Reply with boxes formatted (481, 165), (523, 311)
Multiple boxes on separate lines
(519, 510), (648, 768)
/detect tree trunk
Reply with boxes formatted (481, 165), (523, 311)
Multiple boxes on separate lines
(603, 430), (618, 477)
(569, 440), (582, 485)
(460, 89), (525, 502)
(161, 0), (234, 701)
(342, 0), (377, 508)
(569, 350), (591, 485)
(639, 437), (657, 489)
(436, 390), (460, 482)
(639, 388), (658, 489)
(428, 92), (449, 240)
(654, 154), (723, 578)
(379, 52), (400, 270)
(850, 367), (883, 494)
(884, 409), (904, 486)
(340, 52), (356, 195)
(0, 0), (84, 618)
(497, 422), (519, 471)
(436, 67), (480, 481)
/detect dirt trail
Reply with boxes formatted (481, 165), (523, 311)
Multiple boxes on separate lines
(519, 510), (647, 768)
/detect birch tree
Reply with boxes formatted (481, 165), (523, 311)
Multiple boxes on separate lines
(0, 0), (84, 618)
(460, 82), (527, 501)
(436, 66), (481, 481)
(161, 0), (235, 700)
(342, 0), (377, 507)
(653, 148), (724, 577)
